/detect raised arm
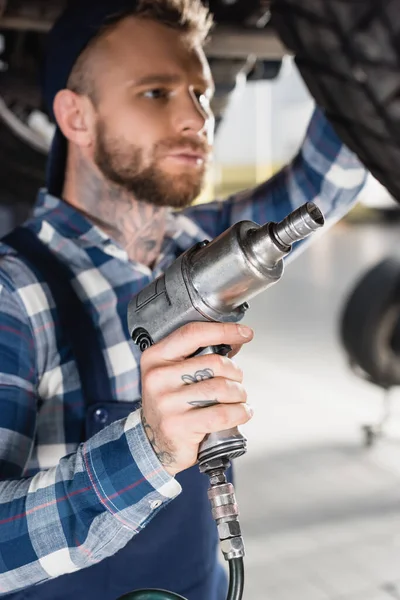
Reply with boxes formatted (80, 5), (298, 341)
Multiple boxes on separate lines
(183, 107), (367, 244)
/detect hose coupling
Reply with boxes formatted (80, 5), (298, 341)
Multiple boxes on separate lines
(207, 470), (245, 561)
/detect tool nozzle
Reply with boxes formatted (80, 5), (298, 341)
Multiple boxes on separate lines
(273, 202), (324, 247)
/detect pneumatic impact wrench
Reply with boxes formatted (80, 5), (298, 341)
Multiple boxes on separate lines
(121, 202), (324, 600)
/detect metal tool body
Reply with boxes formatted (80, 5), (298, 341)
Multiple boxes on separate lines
(126, 202), (324, 600)
(128, 201), (323, 468)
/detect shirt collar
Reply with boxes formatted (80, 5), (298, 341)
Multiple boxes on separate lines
(33, 189), (110, 246)
(33, 189), (209, 272)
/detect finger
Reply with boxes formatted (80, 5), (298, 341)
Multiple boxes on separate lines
(143, 322), (254, 365)
(172, 377), (247, 411)
(227, 344), (243, 359)
(184, 402), (254, 438)
(144, 353), (243, 396)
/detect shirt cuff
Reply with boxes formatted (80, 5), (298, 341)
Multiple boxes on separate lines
(83, 408), (182, 532)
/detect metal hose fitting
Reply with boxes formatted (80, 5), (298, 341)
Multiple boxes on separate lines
(207, 469), (244, 561)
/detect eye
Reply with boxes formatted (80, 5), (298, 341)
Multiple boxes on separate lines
(193, 91), (213, 115)
(194, 91), (209, 107)
(142, 88), (170, 100)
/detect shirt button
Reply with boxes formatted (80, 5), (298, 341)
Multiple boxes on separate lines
(94, 408), (109, 425)
(150, 500), (162, 510)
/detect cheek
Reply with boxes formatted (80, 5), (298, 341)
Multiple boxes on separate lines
(106, 101), (172, 147)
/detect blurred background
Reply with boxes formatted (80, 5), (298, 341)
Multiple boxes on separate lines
(212, 62), (400, 600)
(2, 2), (400, 599)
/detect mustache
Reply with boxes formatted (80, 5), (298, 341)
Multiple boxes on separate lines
(156, 137), (212, 157)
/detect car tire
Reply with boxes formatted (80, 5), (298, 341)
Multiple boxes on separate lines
(340, 256), (400, 388)
(271, 0), (400, 202)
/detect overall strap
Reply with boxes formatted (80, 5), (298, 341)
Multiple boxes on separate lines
(3, 227), (113, 405)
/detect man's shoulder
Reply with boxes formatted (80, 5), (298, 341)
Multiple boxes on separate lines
(0, 225), (43, 294)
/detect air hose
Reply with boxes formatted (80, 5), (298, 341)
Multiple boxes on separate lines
(119, 557), (244, 600)
(227, 558), (245, 600)
(119, 462), (246, 600)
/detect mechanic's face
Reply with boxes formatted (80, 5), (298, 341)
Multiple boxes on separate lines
(91, 17), (215, 208)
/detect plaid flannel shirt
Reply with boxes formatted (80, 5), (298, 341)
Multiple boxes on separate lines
(0, 107), (367, 595)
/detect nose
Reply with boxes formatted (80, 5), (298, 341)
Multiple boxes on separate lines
(175, 86), (214, 139)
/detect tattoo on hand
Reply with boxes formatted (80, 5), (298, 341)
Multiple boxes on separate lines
(141, 412), (175, 468)
(188, 399), (220, 408)
(182, 369), (217, 408)
(181, 368), (214, 385)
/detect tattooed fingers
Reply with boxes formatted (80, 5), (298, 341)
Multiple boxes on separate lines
(175, 377), (247, 411)
(181, 368), (214, 385)
(140, 321), (253, 476)
(142, 353), (243, 398)
(187, 400), (219, 408)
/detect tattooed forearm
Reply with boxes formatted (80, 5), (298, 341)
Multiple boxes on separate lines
(141, 411), (176, 468)
(188, 399), (220, 408)
(181, 368), (214, 385)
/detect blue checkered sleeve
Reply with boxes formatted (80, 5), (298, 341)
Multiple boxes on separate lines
(184, 106), (367, 246)
(0, 279), (181, 595)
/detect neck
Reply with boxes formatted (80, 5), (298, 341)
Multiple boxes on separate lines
(62, 150), (168, 268)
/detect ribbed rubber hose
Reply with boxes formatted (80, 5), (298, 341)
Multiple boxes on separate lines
(227, 558), (245, 600)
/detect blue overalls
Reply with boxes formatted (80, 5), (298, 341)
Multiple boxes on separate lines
(3, 228), (229, 600)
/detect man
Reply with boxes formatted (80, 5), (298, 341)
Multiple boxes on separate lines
(0, 0), (366, 598)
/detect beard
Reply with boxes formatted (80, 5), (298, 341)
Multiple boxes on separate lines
(93, 120), (209, 209)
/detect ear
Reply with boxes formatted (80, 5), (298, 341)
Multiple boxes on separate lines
(53, 89), (95, 149)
